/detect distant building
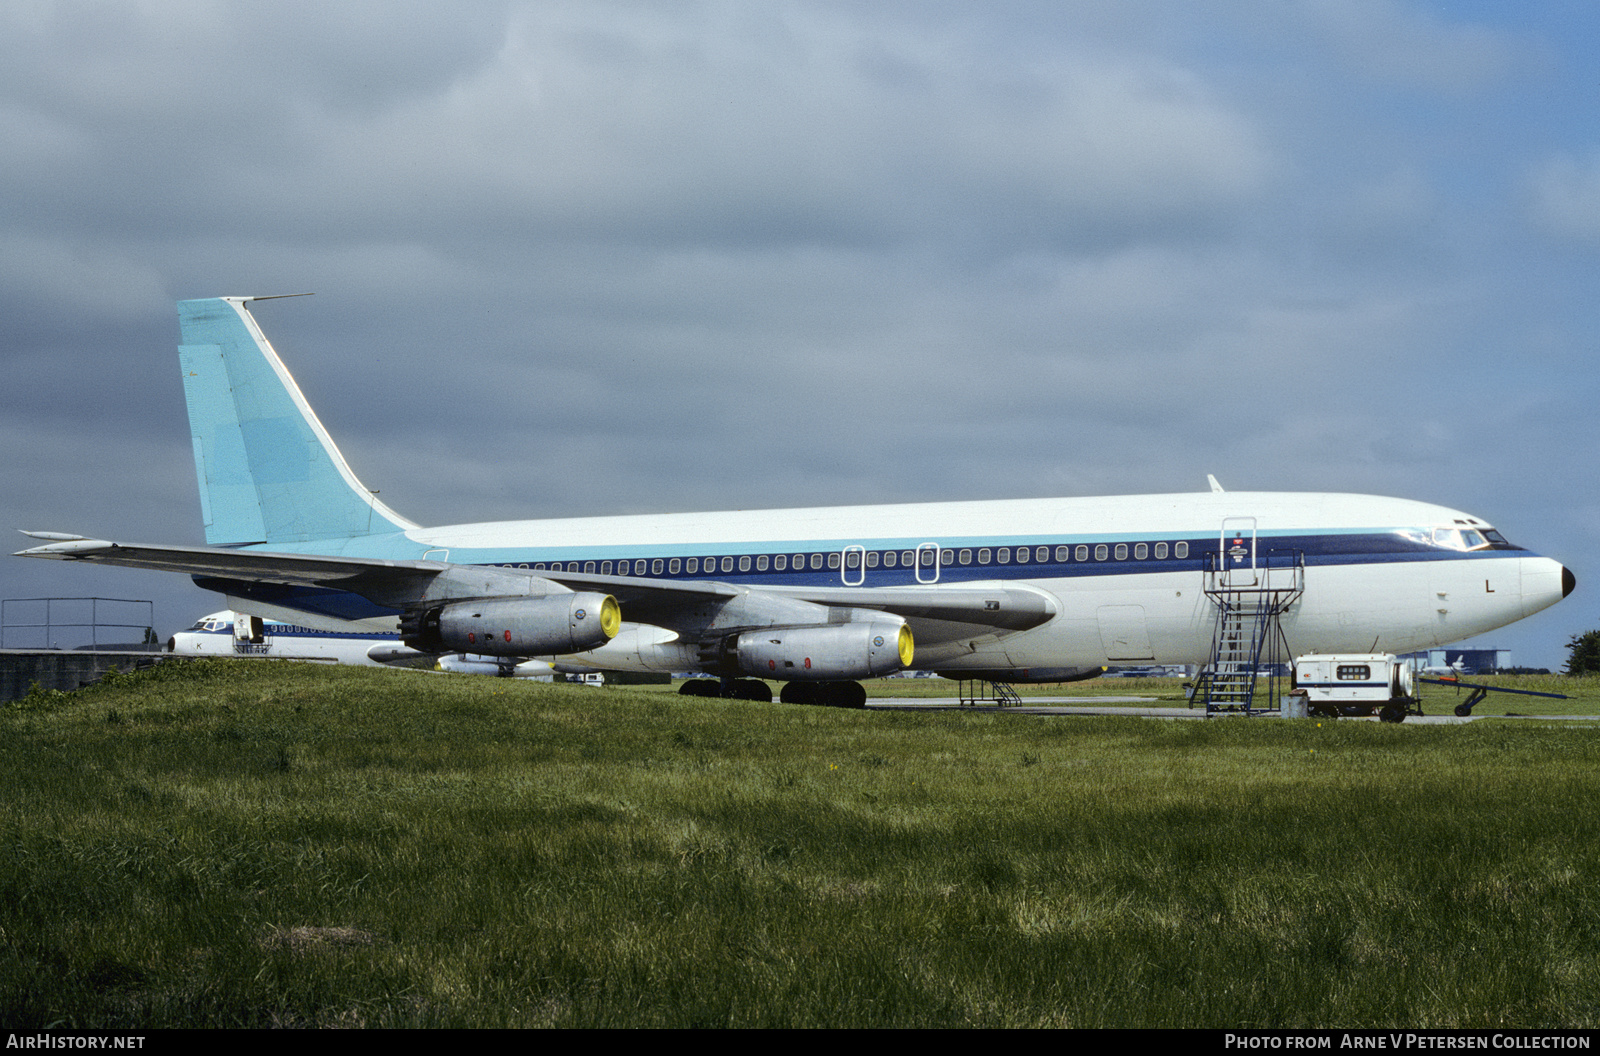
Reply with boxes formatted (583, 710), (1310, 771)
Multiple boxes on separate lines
(1397, 648), (1511, 675)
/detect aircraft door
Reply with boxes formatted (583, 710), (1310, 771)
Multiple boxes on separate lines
(915, 542), (941, 584)
(841, 544), (866, 586)
(1220, 517), (1258, 588)
(233, 614), (265, 651)
(1097, 605), (1154, 661)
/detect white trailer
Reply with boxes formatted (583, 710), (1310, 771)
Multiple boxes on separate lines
(1290, 653), (1416, 723)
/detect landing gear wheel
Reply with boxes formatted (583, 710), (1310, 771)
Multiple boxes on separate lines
(780, 682), (818, 705)
(678, 679), (718, 697)
(816, 681), (867, 708)
(731, 679), (771, 702)
(778, 681), (865, 707)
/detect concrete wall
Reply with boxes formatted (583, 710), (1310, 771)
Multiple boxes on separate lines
(0, 651), (169, 702)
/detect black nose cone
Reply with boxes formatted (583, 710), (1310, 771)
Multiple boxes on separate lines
(1563, 565), (1576, 598)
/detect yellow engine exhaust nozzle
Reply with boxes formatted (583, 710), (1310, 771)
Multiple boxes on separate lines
(599, 595), (622, 639)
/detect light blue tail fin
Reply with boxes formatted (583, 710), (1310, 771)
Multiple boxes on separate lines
(177, 297), (416, 546)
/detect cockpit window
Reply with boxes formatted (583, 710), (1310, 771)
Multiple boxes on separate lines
(1432, 527), (1492, 551)
(1403, 526), (1518, 551)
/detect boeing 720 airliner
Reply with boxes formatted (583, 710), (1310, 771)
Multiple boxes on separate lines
(17, 297), (1574, 706)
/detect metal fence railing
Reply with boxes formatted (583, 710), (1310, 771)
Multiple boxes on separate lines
(0, 597), (157, 651)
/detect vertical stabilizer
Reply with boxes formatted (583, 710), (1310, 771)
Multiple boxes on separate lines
(177, 297), (416, 546)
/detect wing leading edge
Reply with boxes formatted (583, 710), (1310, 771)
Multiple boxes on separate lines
(14, 534), (1052, 648)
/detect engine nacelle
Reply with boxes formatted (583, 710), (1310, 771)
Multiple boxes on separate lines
(402, 592), (620, 657)
(732, 621), (913, 680)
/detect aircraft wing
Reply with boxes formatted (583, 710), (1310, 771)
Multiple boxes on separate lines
(13, 534), (735, 612)
(537, 570), (1056, 641)
(15, 535), (442, 597)
(16, 534), (1052, 641)
(17, 535), (430, 582)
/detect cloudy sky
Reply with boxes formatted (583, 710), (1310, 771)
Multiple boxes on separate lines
(2, 0), (1595, 666)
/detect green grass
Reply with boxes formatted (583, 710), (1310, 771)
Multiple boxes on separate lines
(4, 660), (1600, 1027)
(855, 672), (1600, 716)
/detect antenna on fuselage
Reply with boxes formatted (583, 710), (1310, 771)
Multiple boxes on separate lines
(1207, 474), (1225, 494)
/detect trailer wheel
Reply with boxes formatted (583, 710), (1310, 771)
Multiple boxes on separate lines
(1379, 703), (1407, 724)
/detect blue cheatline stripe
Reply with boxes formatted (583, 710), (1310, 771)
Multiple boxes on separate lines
(209, 529), (1533, 622)
(258, 525), (1518, 567)
(431, 531), (1515, 578)
(209, 624), (398, 640)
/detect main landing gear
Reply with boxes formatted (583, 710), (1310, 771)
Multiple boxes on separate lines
(678, 677), (771, 701)
(778, 681), (868, 709)
(677, 678), (868, 708)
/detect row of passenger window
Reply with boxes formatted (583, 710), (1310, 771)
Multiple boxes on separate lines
(511, 540), (1192, 576)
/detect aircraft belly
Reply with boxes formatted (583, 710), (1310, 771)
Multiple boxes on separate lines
(908, 637), (1012, 668)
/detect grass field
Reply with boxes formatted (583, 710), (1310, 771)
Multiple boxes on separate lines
(4, 660), (1599, 1028)
(854, 671), (1600, 716)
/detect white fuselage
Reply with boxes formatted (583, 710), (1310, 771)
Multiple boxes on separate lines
(169, 612), (397, 665)
(239, 490), (1568, 677)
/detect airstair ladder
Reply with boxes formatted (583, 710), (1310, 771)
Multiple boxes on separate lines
(957, 679), (1023, 707)
(1193, 548), (1304, 717)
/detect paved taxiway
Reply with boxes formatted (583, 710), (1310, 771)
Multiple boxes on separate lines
(865, 697), (1597, 724)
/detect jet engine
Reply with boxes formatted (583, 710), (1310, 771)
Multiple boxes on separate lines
(728, 621), (913, 680)
(401, 592), (620, 657)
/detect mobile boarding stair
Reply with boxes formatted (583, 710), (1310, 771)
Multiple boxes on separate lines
(1190, 547), (1305, 717)
(957, 679), (1023, 707)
